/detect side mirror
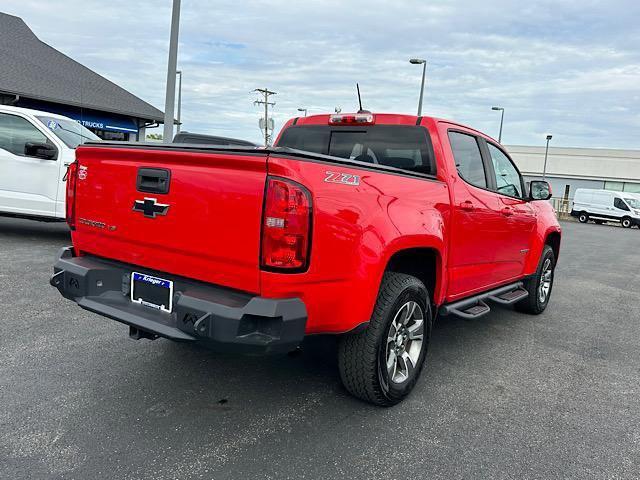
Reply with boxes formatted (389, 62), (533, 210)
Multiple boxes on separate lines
(24, 142), (58, 160)
(529, 180), (552, 201)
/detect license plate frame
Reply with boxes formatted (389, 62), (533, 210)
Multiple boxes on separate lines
(130, 272), (174, 313)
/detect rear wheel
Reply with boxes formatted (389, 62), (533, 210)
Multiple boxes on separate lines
(578, 212), (589, 223)
(621, 217), (632, 228)
(338, 272), (431, 407)
(516, 245), (556, 314)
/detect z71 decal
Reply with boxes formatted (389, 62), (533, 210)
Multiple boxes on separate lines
(324, 171), (360, 186)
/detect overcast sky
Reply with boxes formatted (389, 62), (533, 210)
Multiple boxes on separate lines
(3, 0), (640, 148)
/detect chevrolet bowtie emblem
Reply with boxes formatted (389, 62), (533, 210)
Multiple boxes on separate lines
(133, 198), (170, 218)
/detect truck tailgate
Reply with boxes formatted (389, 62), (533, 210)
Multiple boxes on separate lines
(73, 145), (267, 294)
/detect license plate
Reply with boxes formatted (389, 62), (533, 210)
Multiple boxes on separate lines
(130, 272), (173, 313)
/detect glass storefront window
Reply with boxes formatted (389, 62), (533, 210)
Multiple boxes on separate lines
(623, 183), (640, 193)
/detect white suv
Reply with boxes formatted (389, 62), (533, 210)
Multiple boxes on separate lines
(0, 105), (100, 221)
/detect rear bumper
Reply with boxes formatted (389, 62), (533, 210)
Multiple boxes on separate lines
(50, 247), (307, 354)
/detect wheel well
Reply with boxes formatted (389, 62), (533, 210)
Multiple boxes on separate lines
(545, 232), (561, 261)
(385, 248), (439, 302)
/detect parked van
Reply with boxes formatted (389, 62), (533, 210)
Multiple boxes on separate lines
(571, 188), (640, 228)
(0, 105), (100, 221)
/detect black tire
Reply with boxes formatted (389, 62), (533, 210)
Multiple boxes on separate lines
(621, 217), (632, 228)
(338, 272), (432, 407)
(516, 245), (556, 314)
(578, 212), (589, 223)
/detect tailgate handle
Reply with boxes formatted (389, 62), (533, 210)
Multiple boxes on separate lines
(137, 168), (171, 194)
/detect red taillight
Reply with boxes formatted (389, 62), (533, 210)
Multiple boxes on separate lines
(261, 177), (312, 271)
(65, 162), (78, 230)
(328, 113), (375, 125)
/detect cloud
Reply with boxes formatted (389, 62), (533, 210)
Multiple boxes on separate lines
(2, 0), (639, 148)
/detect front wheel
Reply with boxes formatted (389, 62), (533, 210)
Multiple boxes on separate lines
(338, 272), (432, 407)
(578, 212), (589, 223)
(621, 217), (632, 228)
(516, 245), (556, 314)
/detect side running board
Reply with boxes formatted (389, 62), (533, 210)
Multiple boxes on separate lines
(440, 282), (529, 320)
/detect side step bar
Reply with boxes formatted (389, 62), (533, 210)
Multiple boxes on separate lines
(440, 282), (529, 320)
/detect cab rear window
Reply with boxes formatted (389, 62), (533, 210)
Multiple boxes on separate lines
(277, 125), (436, 175)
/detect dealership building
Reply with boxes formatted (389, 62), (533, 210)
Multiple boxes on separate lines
(506, 145), (640, 209)
(0, 12), (164, 141)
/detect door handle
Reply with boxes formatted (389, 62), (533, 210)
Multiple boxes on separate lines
(460, 200), (475, 211)
(501, 207), (514, 216)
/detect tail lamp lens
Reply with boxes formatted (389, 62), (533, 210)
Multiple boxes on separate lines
(65, 162), (78, 230)
(261, 177), (312, 271)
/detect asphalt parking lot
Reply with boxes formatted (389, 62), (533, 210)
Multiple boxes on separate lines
(1, 218), (639, 480)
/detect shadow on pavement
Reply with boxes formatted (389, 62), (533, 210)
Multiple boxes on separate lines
(0, 217), (71, 241)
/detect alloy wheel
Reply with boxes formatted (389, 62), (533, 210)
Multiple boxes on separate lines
(385, 301), (425, 384)
(539, 258), (553, 303)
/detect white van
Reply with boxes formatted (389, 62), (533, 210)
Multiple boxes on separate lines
(571, 188), (640, 228)
(0, 105), (100, 221)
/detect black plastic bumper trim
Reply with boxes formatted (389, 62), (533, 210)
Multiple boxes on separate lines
(50, 247), (307, 354)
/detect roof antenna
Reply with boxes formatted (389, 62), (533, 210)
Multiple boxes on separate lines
(356, 83), (371, 114)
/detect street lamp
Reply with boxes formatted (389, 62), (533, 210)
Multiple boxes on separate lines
(491, 106), (505, 143)
(297, 108), (307, 117)
(542, 134), (553, 180)
(176, 70), (182, 133)
(409, 58), (427, 116)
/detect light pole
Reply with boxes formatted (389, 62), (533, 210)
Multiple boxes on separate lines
(542, 134), (553, 180)
(163, 0), (181, 143)
(409, 58), (426, 116)
(491, 106), (505, 143)
(297, 108), (307, 117)
(176, 70), (182, 133)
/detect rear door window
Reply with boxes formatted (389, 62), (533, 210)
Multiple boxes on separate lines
(277, 125), (435, 175)
(448, 131), (487, 188)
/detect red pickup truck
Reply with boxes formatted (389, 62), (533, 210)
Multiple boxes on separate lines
(51, 112), (561, 406)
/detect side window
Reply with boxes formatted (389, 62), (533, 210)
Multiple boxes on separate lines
(0, 113), (49, 157)
(614, 198), (630, 211)
(487, 143), (523, 198)
(448, 131), (487, 188)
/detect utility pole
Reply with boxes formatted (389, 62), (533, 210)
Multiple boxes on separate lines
(254, 88), (277, 146)
(163, 0), (181, 143)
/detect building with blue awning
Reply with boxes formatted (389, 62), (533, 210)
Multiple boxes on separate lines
(0, 12), (166, 141)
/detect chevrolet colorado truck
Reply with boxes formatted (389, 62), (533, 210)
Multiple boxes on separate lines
(51, 112), (561, 406)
